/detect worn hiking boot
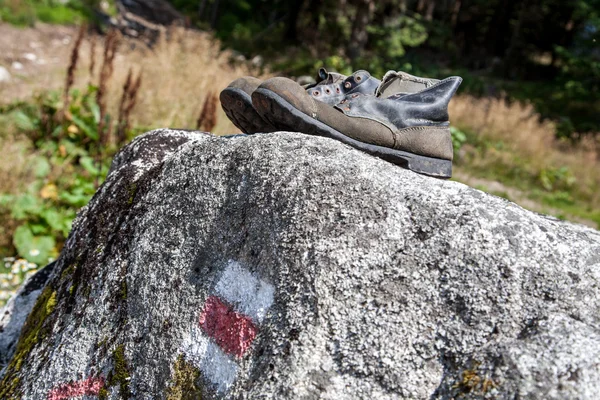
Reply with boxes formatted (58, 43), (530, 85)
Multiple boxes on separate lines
(251, 72), (461, 178)
(220, 68), (381, 134)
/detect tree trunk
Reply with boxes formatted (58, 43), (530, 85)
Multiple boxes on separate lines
(210, 0), (220, 29)
(198, 0), (207, 20)
(503, 0), (528, 77)
(399, 0), (407, 13)
(450, 0), (461, 27)
(347, 0), (375, 60)
(285, 0), (305, 43)
(425, 0), (435, 21)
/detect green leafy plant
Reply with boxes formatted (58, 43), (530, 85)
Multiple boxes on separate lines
(0, 27), (140, 264)
(450, 126), (468, 153)
(539, 166), (576, 192)
(1, 86), (113, 264)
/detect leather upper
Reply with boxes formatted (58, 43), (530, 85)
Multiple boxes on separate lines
(335, 77), (462, 132)
(306, 70), (381, 106)
(258, 77), (321, 118)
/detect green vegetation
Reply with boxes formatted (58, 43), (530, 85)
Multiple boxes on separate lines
(0, 27), (141, 266)
(184, 0), (600, 141)
(0, 86), (115, 264)
(120, 278), (127, 300)
(453, 125), (600, 227)
(0, 0), (87, 26)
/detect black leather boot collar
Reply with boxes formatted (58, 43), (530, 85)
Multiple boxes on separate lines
(335, 77), (462, 133)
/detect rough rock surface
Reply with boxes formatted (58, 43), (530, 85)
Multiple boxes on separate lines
(0, 262), (56, 369)
(1, 129), (599, 399)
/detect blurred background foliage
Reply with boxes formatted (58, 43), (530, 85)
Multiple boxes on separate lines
(2, 0), (598, 137)
(0, 0), (599, 302)
(176, 0), (600, 139)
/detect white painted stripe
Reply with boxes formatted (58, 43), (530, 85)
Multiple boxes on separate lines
(180, 327), (238, 392)
(200, 341), (238, 392)
(180, 325), (209, 366)
(215, 260), (275, 322)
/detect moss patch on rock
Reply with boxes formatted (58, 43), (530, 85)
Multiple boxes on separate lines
(120, 279), (128, 300)
(166, 355), (202, 400)
(0, 286), (57, 398)
(102, 344), (132, 399)
(127, 182), (138, 205)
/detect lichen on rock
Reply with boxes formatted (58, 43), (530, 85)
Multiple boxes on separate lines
(167, 355), (202, 400)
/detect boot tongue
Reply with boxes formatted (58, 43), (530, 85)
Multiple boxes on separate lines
(376, 71), (440, 98)
(316, 67), (346, 85)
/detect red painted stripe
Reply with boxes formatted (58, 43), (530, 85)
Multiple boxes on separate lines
(47, 376), (104, 400)
(199, 296), (258, 358)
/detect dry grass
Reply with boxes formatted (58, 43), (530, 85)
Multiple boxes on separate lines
(116, 67), (143, 145)
(75, 27), (260, 135)
(449, 95), (600, 205)
(196, 91), (218, 131)
(63, 24), (86, 113)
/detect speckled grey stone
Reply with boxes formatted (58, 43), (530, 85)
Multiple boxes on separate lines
(2, 129), (599, 399)
(0, 262), (56, 371)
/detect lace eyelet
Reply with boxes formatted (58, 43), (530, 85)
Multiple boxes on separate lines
(356, 76), (362, 82)
(325, 89), (331, 94)
(313, 91), (320, 96)
(344, 82), (352, 89)
(336, 88), (340, 93)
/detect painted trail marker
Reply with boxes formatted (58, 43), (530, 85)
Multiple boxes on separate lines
(47, 376), (104, 400)
(180, 260), (275, 392)
(199, 295), (258, 358)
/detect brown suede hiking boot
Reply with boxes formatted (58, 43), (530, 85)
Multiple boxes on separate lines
(251, 72), (461, 178)
(220, 68), (381, 134)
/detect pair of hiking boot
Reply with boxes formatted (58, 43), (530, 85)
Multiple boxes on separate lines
(220, 68), (462, 178)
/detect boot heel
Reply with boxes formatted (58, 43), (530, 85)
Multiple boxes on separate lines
(397, 153), (452, 179)
(220, 87), (276, 134)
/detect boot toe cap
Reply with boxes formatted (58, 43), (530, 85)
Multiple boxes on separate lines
(226, 76), (263, 96)
(254, 77), (318, 117)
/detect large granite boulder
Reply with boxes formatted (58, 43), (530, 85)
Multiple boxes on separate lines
(1, 129), (599, 399)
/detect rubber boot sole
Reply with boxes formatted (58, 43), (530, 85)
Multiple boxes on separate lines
(252, 88), (453, 178)
(220, 87), (277, 134)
